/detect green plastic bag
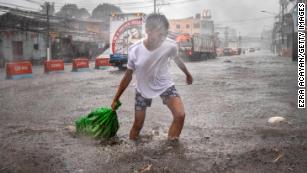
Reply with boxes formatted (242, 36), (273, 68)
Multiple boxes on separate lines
(75, 102), (121, 139)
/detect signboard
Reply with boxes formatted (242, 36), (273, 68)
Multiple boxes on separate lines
(6, 61), (32, 79)
(44, 60), (64, 73)
(110, 13), (145, 55)
(72, 58), (89, 71)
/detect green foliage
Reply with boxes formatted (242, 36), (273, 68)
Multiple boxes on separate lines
(56, 4), (90, 19)
(54, 3), (121, 20)
(40, 2), (55, 15)
(91, 3), (122, 20)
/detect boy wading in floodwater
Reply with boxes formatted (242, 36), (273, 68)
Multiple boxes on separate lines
(111, 13), (193, 140)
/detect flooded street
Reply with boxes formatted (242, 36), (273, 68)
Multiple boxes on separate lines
(0, 50), (306, 173)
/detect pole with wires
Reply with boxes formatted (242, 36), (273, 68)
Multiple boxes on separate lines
(46, 2), (51, 61)
(154, 0), (156, 13)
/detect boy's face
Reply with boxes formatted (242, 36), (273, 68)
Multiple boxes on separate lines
(146, 27), (168, 47)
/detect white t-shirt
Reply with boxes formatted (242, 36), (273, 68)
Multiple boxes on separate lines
(127, 38), (178, 98)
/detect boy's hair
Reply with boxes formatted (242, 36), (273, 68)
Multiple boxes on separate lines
(145, 13), (169, 31)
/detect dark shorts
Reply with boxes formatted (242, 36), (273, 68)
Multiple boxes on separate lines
(135, 85), (180, 111)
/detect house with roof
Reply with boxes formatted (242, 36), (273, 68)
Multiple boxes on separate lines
(0, 8), (108, 68)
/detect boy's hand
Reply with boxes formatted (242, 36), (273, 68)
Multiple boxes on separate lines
(186, 74), (193, 85)
(111, 100), (118, 111)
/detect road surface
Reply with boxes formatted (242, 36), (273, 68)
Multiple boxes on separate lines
(0, 50), (306, 173)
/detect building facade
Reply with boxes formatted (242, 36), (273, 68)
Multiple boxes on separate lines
(0, 10), (108, 67)
(0, 12), (48, 67)
(169, 17), (198, 35)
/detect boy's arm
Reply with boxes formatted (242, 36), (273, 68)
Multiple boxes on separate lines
(111, 69), (133, 110)
(174, 56), (193, 85)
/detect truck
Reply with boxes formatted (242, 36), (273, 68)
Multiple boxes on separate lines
(109, 13), (145, 69)
(176, 19), (216, 61)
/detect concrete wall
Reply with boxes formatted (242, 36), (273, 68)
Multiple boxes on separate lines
(169, 17), (200, 35)
(0, 31), (47, 62)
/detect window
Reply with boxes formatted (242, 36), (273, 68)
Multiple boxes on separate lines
(193, 23), (200, 28)
(33, 44), (39, 50)
(195, 13), (201, 19)
(12, 41), (23, 60)
(176, 24), (180, 29)
(186, 24), (190, 29)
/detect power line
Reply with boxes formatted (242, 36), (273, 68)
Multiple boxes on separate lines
(0, 0), (200, 15)
(0, 4), (108, 22)
(33, 0), (47, 3)
(113, 0), (199, 9)
(49, 0), (153, 9)
(51, 0), (198, 11)
(21, 0), (44, 6)
(0, 2), (275, 24)
(0, 2), (41, 11)
(215, 17), (274, 25)
(106, 0), (154, 6)
(159, 0), (198, 18)
(55, 2), (152, 9)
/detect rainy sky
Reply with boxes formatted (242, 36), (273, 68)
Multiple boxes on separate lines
(0, 0), (285, 36)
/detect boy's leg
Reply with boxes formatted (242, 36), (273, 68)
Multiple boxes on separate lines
(165, 96), (185, 140)
(130, 90), (152, 140)
(129, 110), (146, 140)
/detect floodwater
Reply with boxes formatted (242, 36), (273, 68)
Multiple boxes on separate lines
(0, 50), (306, 173)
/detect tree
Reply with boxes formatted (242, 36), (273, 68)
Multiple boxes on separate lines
(56, 4), (90, 19)
(91, 3), (122, 21)
(40, 2), (55, 15)
(79, 8), (91, 19)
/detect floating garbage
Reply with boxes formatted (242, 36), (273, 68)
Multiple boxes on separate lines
(268, 116), (285, 124)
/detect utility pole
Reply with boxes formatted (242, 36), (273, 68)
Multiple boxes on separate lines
(154, 0), (156, 13)
(153, 0), (170, 14)
(46, 2), (51, 61)
(238, 32), (241, 48)
(279, 0), (288, 45)
(281, 3), (284, 45)
(225, 27), (229, 48)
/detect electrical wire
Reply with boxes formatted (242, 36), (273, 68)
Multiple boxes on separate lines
(50, 0), (198, 11)
(0, 2), (275, 25)
(0, 0), (199, 16)
(21, 0), (44, 5)
(0, 2), (40, 11)
(216, 16), (274, 23)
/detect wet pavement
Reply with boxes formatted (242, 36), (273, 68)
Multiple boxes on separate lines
(0, 50), (306, 173)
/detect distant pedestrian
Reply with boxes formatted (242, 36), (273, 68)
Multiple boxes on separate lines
(111, 13), (193, 141)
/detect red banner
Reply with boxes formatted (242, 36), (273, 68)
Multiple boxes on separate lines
(6, 61), (32, 78)
(95, 58), (111, 68)
(72, 58), (89, 71)
(44, 60), (64, 73)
